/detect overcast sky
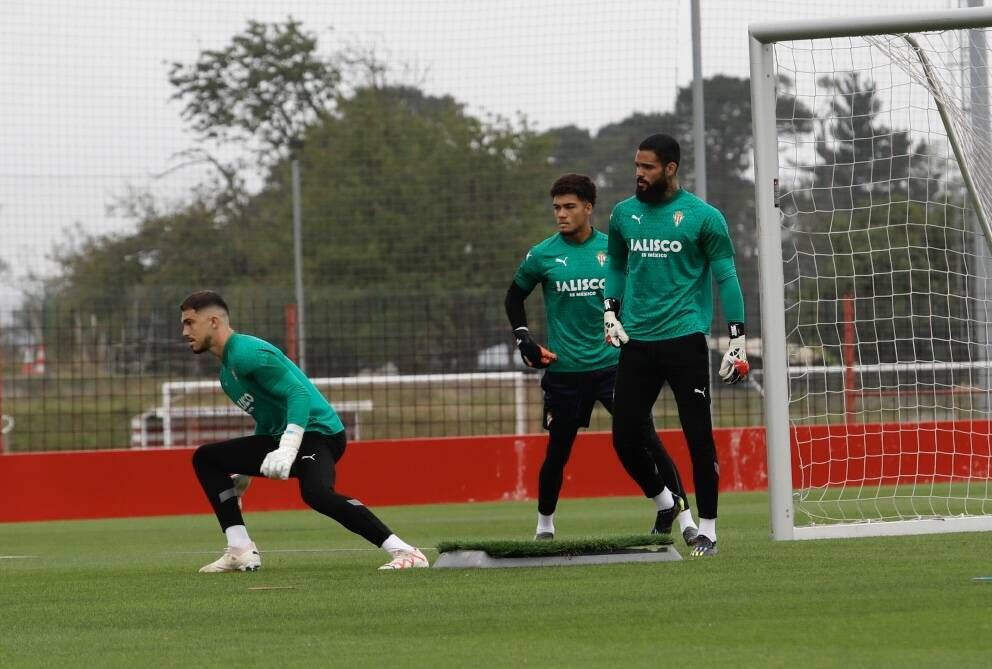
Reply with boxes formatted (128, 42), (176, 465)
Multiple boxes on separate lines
(0, 0), (966, 310)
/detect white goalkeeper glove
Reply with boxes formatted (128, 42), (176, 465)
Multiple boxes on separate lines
(718, 323), (750, 385)
(603, 298), (629, 348)
(260, 424), (304, 480)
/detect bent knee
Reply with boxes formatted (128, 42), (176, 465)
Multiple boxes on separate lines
(299, 483), (338, 508)
(191, 443), (211, 468)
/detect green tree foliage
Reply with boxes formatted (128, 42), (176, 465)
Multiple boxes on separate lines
(299, 86), (553, 289)
(787, 72), (968, 366)
(546, 112), (675, 217)
(805, 72), (941, 211)
(43, 18), (556, 374)
(48, 25), (839, 376)
(168, 17), (340, 156)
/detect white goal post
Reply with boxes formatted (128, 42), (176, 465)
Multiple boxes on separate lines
(749, 7), (992, 540)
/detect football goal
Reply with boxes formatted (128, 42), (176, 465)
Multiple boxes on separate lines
(749, 6), (992, 539)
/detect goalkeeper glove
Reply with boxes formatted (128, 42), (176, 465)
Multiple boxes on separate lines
(513, 327), (557, 368)
(603, 299), (629, 348)
(718, 322), (750, 385)
(260, 424), (304, 480)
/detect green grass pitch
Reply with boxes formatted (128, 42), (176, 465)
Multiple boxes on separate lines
(1, 493), (990, 667)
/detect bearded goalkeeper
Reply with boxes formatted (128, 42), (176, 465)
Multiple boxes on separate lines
(603, 134), (749, 558)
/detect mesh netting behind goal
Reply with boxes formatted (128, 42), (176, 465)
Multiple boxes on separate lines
(771, 23), (992, 530)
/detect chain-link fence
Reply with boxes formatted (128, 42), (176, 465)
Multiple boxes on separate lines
(0, 0), (962, 451)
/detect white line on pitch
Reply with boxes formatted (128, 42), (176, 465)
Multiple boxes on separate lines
(166, 547), (438, 555)
(0, 555), (39, 559)
(165, 548), (377, 555)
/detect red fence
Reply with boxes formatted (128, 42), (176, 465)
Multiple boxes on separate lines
(1, 421), (988, 523)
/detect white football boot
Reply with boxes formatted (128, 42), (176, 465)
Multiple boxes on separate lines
(378, 547), (429, 570)
(199, 543), (262, 573)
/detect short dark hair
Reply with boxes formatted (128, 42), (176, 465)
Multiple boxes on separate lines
(180, 290), (229, 313)
(638, 134), (680, 166)
(550, 173), (596, 207)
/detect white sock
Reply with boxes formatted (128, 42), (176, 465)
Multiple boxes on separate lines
(537, 512), (555, 534)
(677, 509), (697, 533)
(224, 525), (252, 550)
(652, 487), (675, 511)
(381, 534), (416, 554)
(698, 518), (717, 542)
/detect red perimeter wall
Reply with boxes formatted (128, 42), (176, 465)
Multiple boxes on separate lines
(0, 421), (987, 522)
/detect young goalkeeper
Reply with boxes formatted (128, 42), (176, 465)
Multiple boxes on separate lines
(505, 173), (698, 543)
(181, 290), (427, 572)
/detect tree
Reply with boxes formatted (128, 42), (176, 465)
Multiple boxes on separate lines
(235, 84), (557, 373)
(168, 17), (340, 159)
(44, 77), (556, 373)
(788, 72), (964, 366)
(805, 72), (939, 212)
(546, 112), (676, 216)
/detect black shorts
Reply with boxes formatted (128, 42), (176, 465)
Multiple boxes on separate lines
(540, 366), (616, 430)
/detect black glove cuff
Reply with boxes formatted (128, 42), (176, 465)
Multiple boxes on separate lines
(604, 298), (621, 314)
(728, 322), (745, 338)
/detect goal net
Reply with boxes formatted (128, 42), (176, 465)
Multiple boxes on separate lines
(750, 8), (992, 539)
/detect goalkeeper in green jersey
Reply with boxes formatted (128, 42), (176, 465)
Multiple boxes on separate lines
(180, 291), (427, 572)
(505, 173), (698, 543)
(604, 134), (750, 557)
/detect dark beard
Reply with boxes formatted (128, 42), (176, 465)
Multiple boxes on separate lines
(635, 179), (668, 204)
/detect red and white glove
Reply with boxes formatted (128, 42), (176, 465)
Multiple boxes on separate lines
(718, 323), (750, 385)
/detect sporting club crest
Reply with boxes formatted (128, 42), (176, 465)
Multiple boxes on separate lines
(673, 211), (684, 227)
(596, 251), (607, 267)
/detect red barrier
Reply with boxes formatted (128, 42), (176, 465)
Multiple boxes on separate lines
(1, 421), (987, 523)
(0, 428), (766, 523)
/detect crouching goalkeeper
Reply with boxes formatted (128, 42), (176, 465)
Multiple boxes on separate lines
(180, 290), (427, 572)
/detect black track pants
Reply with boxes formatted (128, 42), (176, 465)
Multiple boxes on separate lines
(613, 334), (719, 519)
(191, 431), (392, 546)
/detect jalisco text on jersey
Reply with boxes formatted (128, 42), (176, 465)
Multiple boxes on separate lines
(555, 278), (606, 294)
(630, 239), (683, 253)
(235, 393), (254, 413)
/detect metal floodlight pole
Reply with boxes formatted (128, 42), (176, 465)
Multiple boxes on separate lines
(691, 0), (707, 201)
(690, 0), (718, 405)
(291, 150), (306, 374)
